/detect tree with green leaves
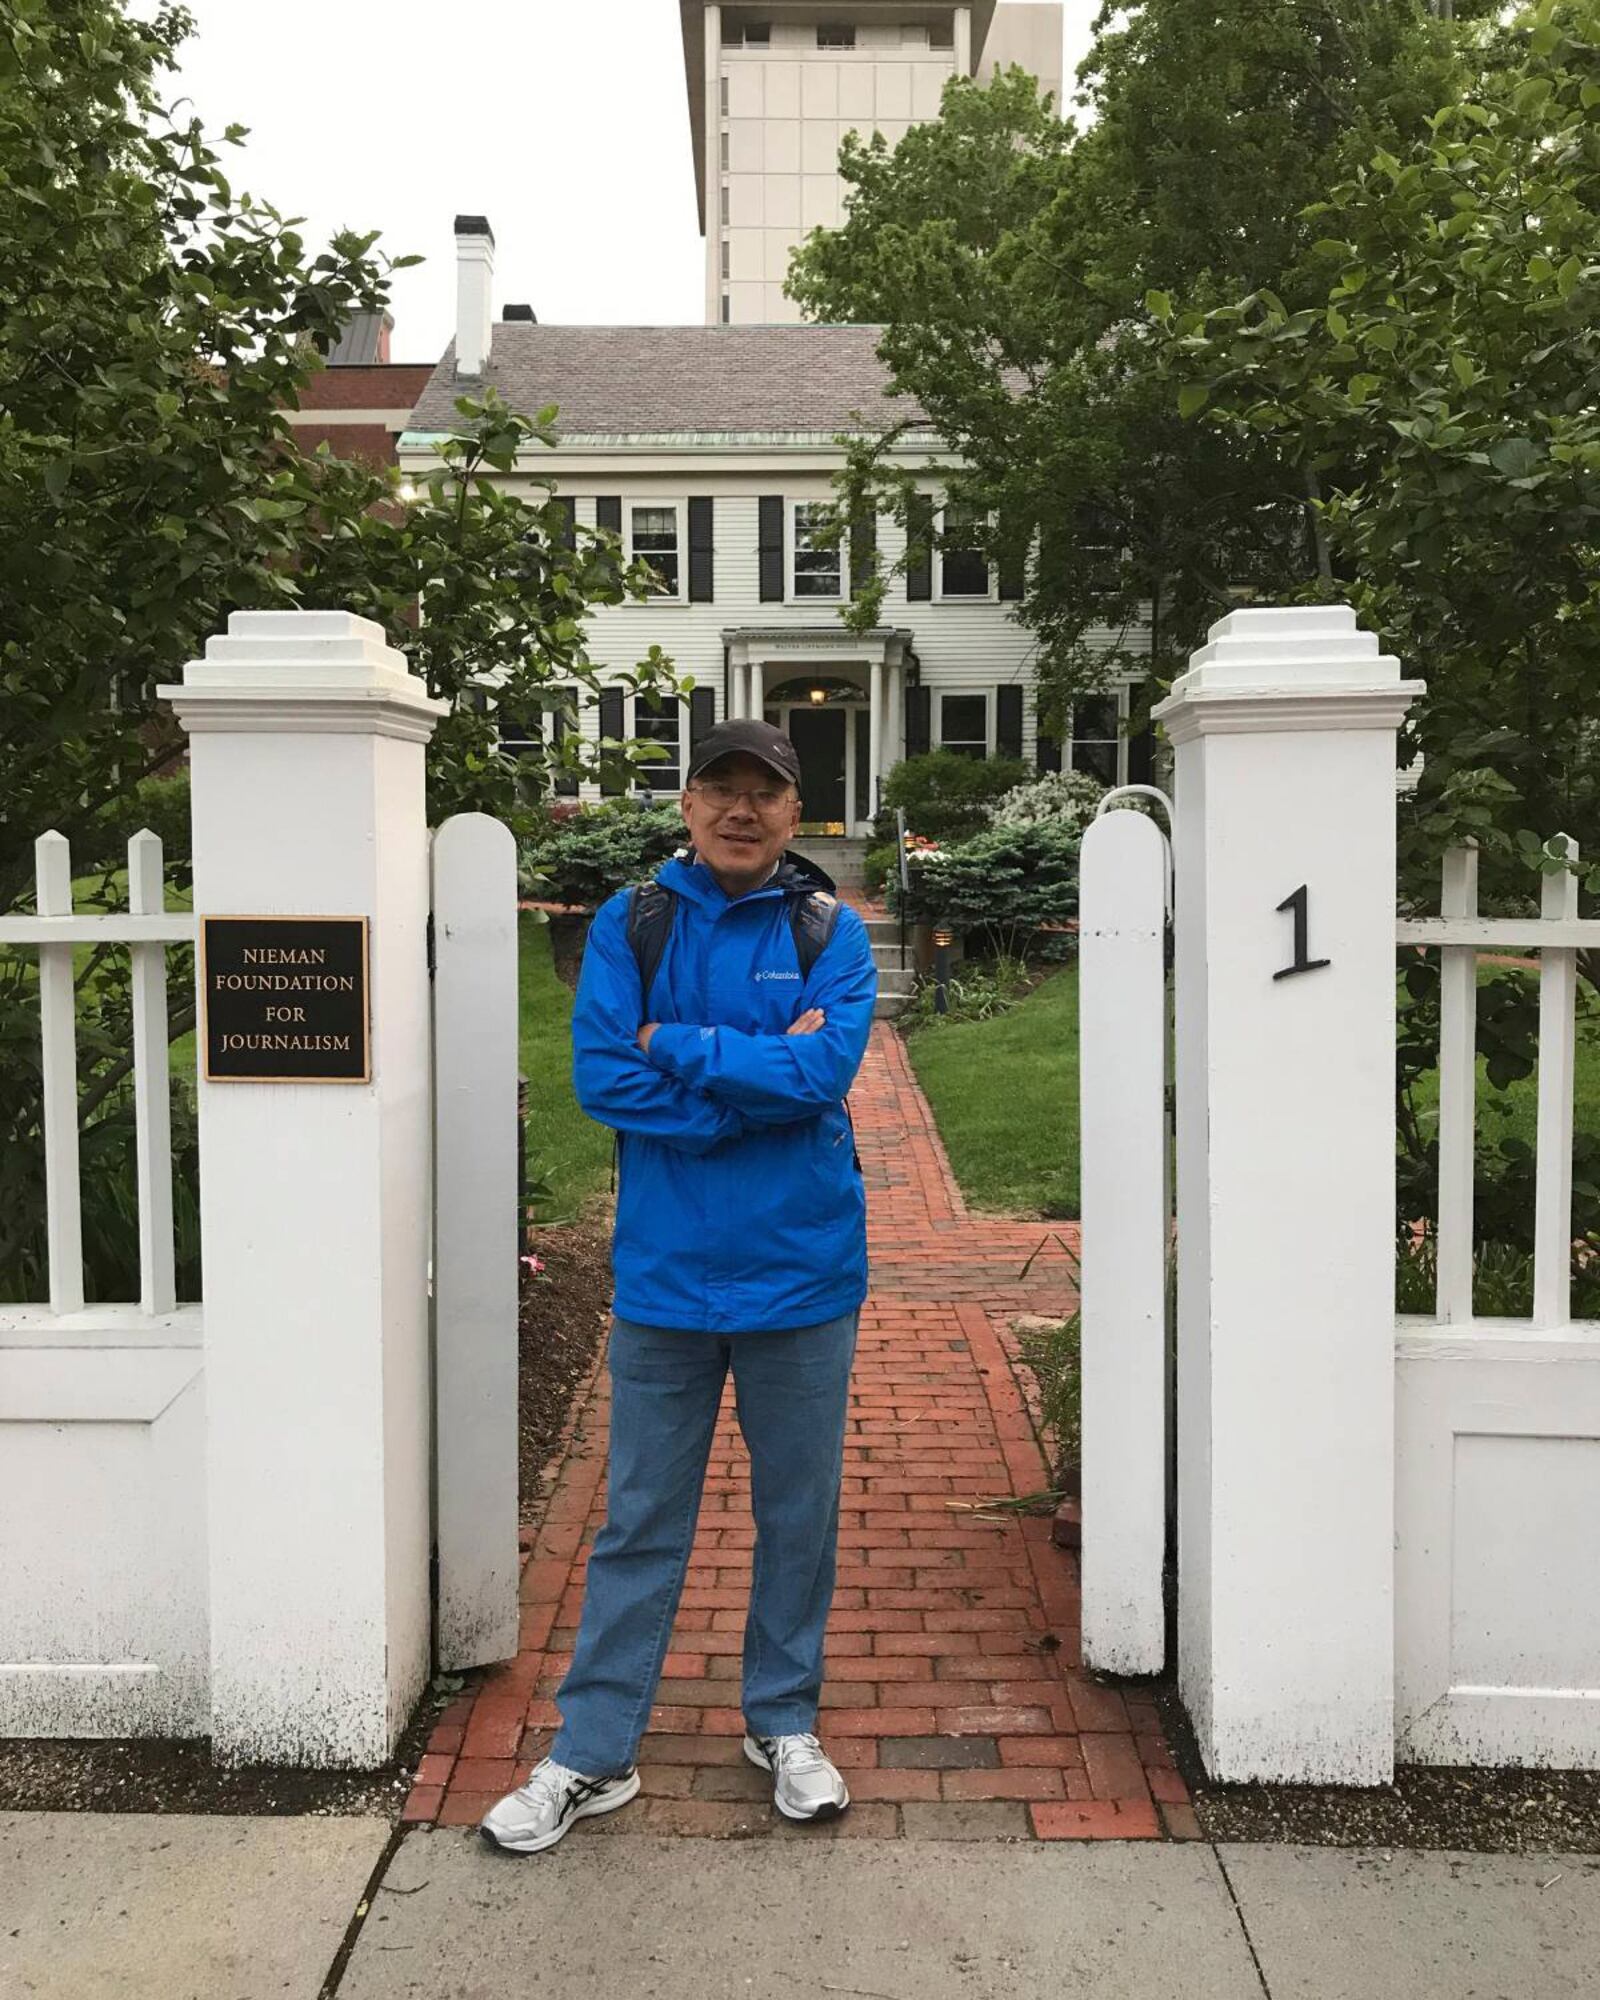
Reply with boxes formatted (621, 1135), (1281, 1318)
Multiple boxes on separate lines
(0, 0), (681, 1299)
(1160, 0), (1600, 1307)
(786, 0), (1477, 746)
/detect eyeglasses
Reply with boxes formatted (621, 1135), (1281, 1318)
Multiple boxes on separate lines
(689, 780), (795, 815)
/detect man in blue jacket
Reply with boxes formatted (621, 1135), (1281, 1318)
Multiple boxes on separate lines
(482, 719), (878, 1854)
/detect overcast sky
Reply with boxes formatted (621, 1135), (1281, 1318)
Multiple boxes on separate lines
(166, 3), (1095, 360)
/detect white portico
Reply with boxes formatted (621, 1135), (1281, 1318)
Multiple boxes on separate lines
(723, 625), (913, 833)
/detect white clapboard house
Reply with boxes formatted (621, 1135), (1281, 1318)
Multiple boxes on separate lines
(397, 7), (1152, 877)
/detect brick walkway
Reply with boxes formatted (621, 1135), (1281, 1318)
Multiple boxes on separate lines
(405, 1025), (1190, 1841)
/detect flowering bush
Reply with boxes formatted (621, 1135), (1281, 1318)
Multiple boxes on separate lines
(887, 819), (1081, 958)
(987, 769), (1107, 834)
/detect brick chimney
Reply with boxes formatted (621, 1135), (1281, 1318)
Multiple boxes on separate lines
(453, 215), (495, 378)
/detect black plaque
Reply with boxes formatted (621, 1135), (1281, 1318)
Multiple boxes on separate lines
(201, 916), (370, 1083)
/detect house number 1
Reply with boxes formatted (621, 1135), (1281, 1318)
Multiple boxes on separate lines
(1273, 885), (1331, 981)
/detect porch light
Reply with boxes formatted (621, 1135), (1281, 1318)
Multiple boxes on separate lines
(809, 685), (828, 704)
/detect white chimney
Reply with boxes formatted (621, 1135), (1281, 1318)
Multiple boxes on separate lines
(453, 214), (495, 377)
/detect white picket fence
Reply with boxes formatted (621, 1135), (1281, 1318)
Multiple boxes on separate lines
(0, 609), (521, 1764)
(0, 830), (206, 1737)
(1396, 837), (1594, 1329)
(1394, 835), (1600, 1767)
(0, 830), (195, 1320)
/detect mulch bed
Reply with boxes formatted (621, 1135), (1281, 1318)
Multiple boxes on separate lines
(1157, 1681), (1600, 1853)
(0, 1213), (615, 1819)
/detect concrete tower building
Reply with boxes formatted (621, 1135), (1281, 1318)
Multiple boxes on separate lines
(681, 3), (1064, 325)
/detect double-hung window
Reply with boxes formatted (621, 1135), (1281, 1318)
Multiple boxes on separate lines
(633, 694), (682, 795)
(939, 502), (992, 598)
(939, 692), (990, 760)
(1071, 691), (1125, 787)
(630, 504), (682, 599)
(792, 502), (843, 599)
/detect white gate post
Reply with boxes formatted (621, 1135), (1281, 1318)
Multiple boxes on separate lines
(1153, 606), (1423, 1785)
(1079, 805), (1170, 1674)
(432, 814), (521, 1670)
(162, 611), (447, 1766)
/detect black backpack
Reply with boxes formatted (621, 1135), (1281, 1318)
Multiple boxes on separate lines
(624, 879), (841, 1016)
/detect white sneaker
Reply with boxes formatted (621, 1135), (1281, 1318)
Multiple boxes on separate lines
(479, 1756), (640, 1855)
(744, 1731), (850, 1821)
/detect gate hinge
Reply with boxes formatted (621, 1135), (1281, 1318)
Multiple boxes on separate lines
(426, 910), (436, 980)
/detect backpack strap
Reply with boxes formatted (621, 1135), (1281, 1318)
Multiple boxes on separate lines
(786, 889), (861, 1171)
(625, 881), (677, 1023)
(787, 888), (841, 983)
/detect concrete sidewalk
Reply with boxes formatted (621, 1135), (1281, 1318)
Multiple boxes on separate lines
(5, 1813), (1598, 2000)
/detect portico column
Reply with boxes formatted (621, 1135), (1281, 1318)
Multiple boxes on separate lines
(867, 659), (885, 816)
(749, 658), (764, 725)
(885, 655), (904, 774)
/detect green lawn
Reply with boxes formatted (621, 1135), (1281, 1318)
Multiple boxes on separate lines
(518, 914), (612, 1220)
(904, 964), (1081, 1219)
(906, 957), (1599, 1227)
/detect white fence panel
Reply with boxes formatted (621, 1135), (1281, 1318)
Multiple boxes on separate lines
(431, 812), (521, 1672)
(1079, 801), (1170, 1675)
(1395, 835), (1600, 1768)
(0, 829), (206, 1739)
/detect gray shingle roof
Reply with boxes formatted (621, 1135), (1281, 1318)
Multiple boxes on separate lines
(404, 323), (926, 438)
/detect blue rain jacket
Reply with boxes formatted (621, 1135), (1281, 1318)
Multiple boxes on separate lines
(571, 850), (878, 1332)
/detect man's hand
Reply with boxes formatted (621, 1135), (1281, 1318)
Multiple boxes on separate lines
(637, 1022), (659, 1054)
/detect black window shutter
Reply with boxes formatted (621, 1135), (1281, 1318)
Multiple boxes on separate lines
(595, 496), (622, 537)
(1128, 678), (1156, 784)
(598, 687), (626, 795)
(552, 685), (580, 796)
(758, 496), (785, 602)
(850, 511), (877, 600)
(904, 683), (931, 758)
(552, 496), (577, 551)
(997, 685), (1024, 761)
(1036, 703), (1063, 773)
(905, 495), (934, 601)
(689, 684), (716, 753)
(688, 498), (715, 602)
(998, 520), (1026, 602)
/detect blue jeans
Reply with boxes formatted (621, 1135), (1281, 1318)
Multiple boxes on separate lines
(550, 1309), (860, 1778)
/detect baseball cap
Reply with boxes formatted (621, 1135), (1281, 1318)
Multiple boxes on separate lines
(685, 718), (802, 789)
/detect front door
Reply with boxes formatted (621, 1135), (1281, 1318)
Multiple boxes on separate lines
(787, 707), (848, 832)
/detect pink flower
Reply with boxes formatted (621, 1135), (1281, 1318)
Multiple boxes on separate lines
(521, 1254), (546, 1276)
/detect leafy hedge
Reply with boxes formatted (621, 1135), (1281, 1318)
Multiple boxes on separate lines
(874, 751), (1030, 844)
(519, 801), (685, 910)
